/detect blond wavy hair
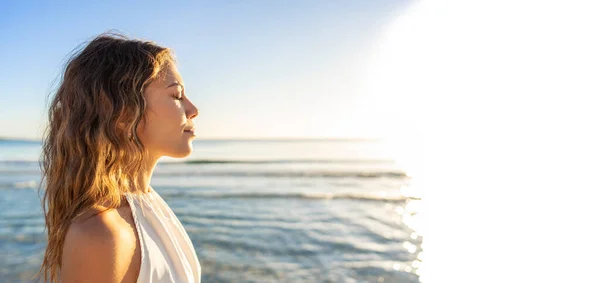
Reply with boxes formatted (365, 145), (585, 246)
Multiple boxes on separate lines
(35, 32), (174, 282)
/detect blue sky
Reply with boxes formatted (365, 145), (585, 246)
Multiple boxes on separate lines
(0, 0), (408, 140)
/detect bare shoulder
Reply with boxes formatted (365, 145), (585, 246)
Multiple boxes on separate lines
(61, 203), (140, 283)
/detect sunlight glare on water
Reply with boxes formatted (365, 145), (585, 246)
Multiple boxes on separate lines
(382, 0), (600, 282)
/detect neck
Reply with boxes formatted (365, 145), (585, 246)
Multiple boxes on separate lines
(136, 152), (160, 193)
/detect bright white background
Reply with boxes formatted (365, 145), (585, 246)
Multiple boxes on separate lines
(389, 1), (600, 282)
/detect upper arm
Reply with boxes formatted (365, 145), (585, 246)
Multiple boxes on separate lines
(61, 217), (136, 283)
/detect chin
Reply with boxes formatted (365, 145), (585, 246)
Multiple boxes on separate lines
(167, 145), (193, 158)
(171, 150), (193, 159)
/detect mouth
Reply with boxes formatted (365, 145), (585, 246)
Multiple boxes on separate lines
(183, 128), (196, 135)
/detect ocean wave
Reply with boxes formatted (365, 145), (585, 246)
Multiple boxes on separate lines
(179, 159), (396, 164)
(0, 169), (406, 179)
(159, 191), (420, 201)
(0, 160), (40, 165)
(0, 180), (37, 189)
(152, 170), (406, 179)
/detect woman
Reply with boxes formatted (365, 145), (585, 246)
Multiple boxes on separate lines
(35, 32), (202, 282)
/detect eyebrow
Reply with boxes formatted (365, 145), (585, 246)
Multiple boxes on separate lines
(166, 82), (185, 90)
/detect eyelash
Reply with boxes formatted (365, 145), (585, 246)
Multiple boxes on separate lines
(175, 92), (184, 101)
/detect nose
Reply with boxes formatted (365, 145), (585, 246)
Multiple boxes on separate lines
(185, 97), (199, 119)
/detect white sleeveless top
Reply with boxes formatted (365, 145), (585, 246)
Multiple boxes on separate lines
(124, 188), (202, 283)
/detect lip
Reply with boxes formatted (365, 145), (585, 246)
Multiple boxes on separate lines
(183, 129), (196, 136)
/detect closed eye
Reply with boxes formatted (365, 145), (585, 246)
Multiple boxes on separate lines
(174, 90), (184, 101)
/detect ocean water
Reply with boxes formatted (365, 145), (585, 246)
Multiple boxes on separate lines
(0, 139), (423, 283)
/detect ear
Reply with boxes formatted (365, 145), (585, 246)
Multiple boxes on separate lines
(116, 121), (127, 132)
(114, 121), (132, 139)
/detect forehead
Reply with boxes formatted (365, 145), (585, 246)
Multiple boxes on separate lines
(152, 62), (184, 87)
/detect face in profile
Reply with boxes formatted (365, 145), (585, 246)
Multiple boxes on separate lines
(137, 62), (199, 159)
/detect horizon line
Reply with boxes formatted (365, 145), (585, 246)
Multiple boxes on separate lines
(0, 136), (383, 142)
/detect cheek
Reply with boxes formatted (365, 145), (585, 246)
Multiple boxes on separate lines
(137, 104), (185, 144)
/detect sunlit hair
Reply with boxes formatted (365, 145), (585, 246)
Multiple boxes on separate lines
(34, 31), (174, 282)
